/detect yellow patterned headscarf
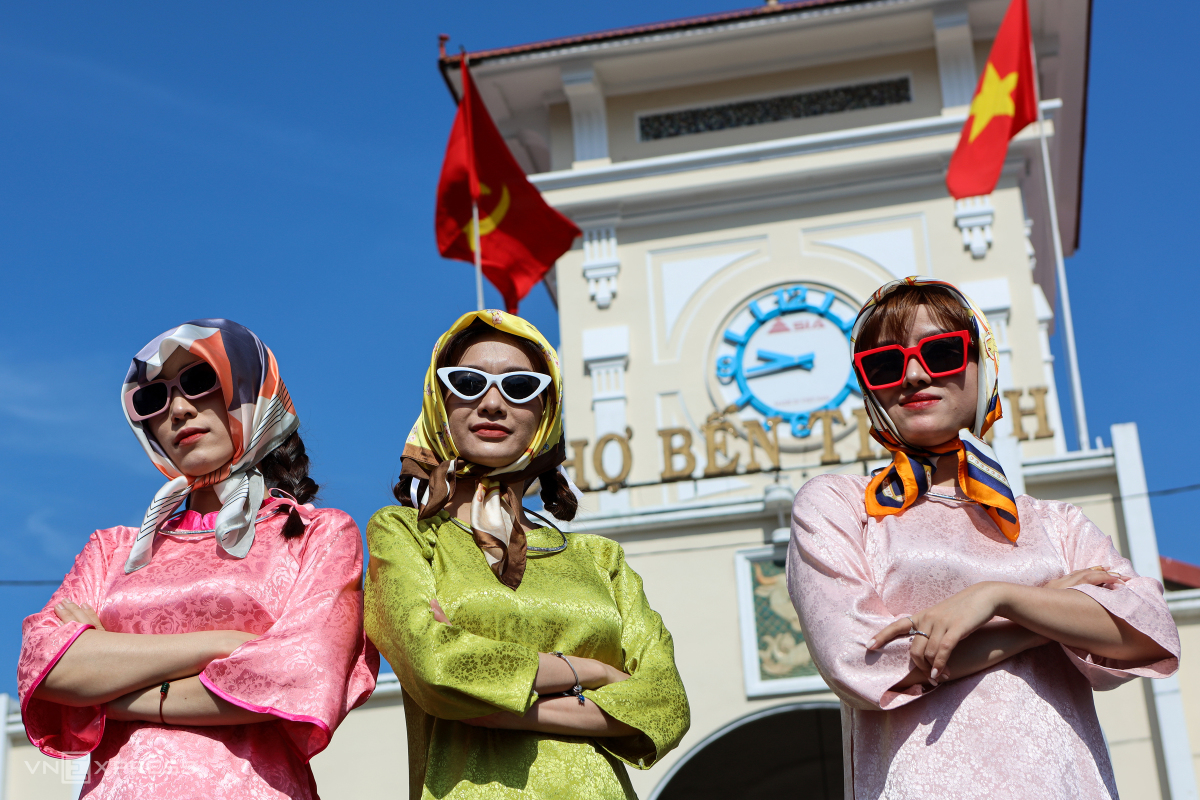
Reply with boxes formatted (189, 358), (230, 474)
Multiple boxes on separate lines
(399, 310), (565, 589)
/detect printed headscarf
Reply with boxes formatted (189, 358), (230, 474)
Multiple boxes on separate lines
(400, 310), (565, 589)
(851, 277), (1020, 542)
(122, 319), (299, 573)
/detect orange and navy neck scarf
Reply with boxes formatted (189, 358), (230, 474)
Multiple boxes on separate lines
(851, 277), (1020, 542)
(121, 319), (299, 573)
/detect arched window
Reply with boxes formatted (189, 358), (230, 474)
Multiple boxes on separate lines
(649, 702), (842, 800)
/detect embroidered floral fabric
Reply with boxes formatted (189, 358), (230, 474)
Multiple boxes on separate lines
(17, 500), (379, 799)
(787, 474), (1180, 799)
(364, 506), (690, 800)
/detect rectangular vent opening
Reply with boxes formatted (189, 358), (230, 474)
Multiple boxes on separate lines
(638, 76), (912, 142)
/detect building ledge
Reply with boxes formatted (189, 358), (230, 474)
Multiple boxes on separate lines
(1168, 588), (1200, 624)
(1022, 448), (1115, 484)
(566, 495), (769, 537)
(531, 99), (1062, 194)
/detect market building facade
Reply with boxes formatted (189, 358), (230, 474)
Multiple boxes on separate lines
(7, 1), (1200, 798)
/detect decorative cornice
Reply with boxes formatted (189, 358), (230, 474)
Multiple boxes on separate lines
(534, 101), (1060, 229)
(532, 100), (1062, 195)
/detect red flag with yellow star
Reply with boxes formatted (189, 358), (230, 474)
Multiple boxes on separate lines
(436, 59), (580, 313)
(945, 0), (1038, 199)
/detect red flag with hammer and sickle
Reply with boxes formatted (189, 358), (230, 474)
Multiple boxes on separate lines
(945, 0), (1038, 199)
(435, 59), (580, 313)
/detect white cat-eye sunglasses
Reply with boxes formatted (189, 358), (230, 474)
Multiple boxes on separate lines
(436, 367), (552, 405)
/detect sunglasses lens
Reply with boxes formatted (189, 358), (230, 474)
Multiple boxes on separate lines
(921, 336), (966, 374)
(179, 362), (219, 397)
(500, 374), (542, 401)
(131, 383), (169, 418)
(860, 350), (905, 388)
(447, 370), (487, 398)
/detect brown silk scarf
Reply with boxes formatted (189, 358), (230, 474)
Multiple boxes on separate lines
(400, 443), (565, 589)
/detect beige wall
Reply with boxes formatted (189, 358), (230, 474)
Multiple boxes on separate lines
(310, 696), (408, 798)
(6, 740), (82, 799)
(1097, 680), (1165, 800)
(1174, 619), (1200, 791)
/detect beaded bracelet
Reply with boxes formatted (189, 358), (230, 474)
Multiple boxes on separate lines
(159, 682), (171, 725)
(549, 652), (585, 705)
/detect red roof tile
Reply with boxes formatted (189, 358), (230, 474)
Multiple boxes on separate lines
(439, 0), (865, 67)
(1161, 556), (1200, 590)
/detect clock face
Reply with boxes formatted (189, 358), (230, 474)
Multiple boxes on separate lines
(711, 284), (860, 438)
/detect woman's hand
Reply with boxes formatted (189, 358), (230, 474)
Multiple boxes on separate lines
(1044, 566), (1127, 591)
(430, 597), (449, 624)
(869, 582), (1004, 682)
(54, 601), (106, 631)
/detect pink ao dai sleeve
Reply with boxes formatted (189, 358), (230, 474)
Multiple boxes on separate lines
(18, 501), (377, 765)
(18, 530), (110, 756)
(197, 506), (379, 757)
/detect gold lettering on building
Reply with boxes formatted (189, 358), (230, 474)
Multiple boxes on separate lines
(1025, 387), (1055, 439)
(658, 428), (697, 482)
(1002, 387), (1055, 441)
(562, 439), (590, 491)
(807, 409), (845, 465)
(703, 417), (741, 477)
(744, 417), (782, 473)
(569, 387), (1052, 489)
(851, 407), (875, 460)
(593, 428), (633, 491)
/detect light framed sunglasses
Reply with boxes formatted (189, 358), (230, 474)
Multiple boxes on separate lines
(436, 367), (552, 405)
(123, 360), (222, 421)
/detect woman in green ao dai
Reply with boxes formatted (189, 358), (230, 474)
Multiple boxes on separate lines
(365, 310), (690, 799)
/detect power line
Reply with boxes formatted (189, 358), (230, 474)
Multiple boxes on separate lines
(1146, 483), (1200, 499)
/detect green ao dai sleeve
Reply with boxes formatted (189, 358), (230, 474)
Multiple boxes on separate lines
(581, 540), (691, 769)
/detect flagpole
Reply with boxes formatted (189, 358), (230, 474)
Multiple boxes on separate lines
(472, 201), (484, 311)
(1030, 31), (1090, 451)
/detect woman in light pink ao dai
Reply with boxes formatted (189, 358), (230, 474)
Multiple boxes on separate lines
(18, 320), (378, 798)
(787, 280), (1179, 799)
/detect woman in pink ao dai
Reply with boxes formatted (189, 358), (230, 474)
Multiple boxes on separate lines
(18, 320), (377, 798)
(787, 280), (1179, 799)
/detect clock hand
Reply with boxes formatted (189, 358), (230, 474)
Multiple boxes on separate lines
(744, 349), (815, 379)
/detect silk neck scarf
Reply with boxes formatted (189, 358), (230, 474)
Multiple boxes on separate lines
(122, 319), (299, 573)
(852, 277), (1020, 542)
(400, 310), (565, 590)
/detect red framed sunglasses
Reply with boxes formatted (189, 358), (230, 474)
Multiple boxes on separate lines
(854, 330), (971, 390)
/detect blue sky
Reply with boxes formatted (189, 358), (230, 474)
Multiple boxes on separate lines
(2, 1), (1197, 696)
